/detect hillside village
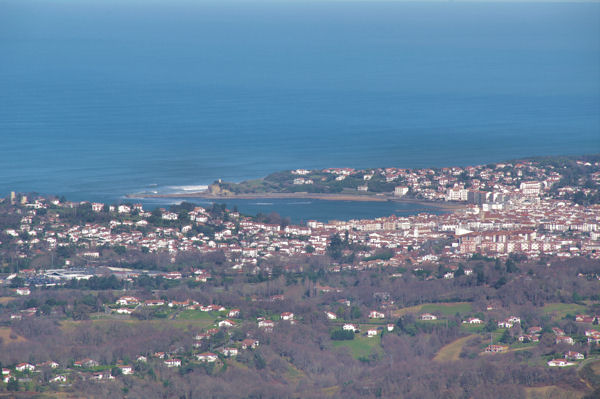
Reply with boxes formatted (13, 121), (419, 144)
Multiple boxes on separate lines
(0, 156), (599, 398)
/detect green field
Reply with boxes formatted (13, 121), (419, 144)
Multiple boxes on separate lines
(176, 310), (218, 321)
(332, 334), (382, 359)
(391, 302), (473, 319)
(542, 303), (588, 320)
(420, 302), (473, 316)
(508, 342), (537, 351)
(460, 323), (485, 332)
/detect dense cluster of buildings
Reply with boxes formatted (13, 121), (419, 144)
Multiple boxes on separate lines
(316, 159), (599, 203)
(2, 159), (599, 278)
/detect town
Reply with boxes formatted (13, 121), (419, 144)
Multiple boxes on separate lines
(0, 155), (599, 398)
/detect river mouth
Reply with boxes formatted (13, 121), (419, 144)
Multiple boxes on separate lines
(130, 196), (456, 224)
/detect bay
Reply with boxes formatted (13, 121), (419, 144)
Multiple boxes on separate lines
(1, 0), (599, 220)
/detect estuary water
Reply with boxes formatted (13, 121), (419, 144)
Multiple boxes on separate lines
(1, 0), (599, 220)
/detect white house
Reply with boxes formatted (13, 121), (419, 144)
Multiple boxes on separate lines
(15, 363), (35, 372)
(258, 320), (275, 329)
(281, 312), (294, 321)
(197, 353), (218, 363)
(241, 339), (259, 350)
(218, 319), (236, 328)
(324, 311), (337, 320)
(74, 359), (98, 368)
(164, 359), (181, 367)
(37, 361), (59, 369)
(548, 359), (574, 367)
(556, 336), (574, 345)
(565, 351), (584, 360)
(394, 186), (409, 197)
(162, 212), (178, 221)
(498, 320), (514, 329)
(116, 296), (139, 306)
(50, 375), (67, 383)
(117, 205), (131, 214)
(118, 365), (134, 375)
(221, 347), (238, 357)
(369, 310), (385, 319)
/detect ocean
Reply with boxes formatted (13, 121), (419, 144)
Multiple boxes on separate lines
(1, 0), (599, 221)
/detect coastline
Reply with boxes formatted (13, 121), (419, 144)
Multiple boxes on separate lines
(127, 192), (465, 211)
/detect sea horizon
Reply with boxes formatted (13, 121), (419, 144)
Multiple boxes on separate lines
(1, 0), (599, 217)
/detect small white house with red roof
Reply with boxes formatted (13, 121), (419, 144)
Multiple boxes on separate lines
(241, 339), (259, 349)
(528, 326), (542, 334)
(324, 311), (337, 320)
(498, 320), (515, 329)
(548, 359), (574, 367)
(37, 361), (59, 369)
(555, 336), (574, 345)
(281, 312), (294, 321)
(552, 327), (565, 336)
(218, 319), (236, 328)
(15, 363), (35, 372)
(116, 296), (140, 306)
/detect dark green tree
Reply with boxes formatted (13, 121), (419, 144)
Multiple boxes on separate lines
(7, 378), (19, 391)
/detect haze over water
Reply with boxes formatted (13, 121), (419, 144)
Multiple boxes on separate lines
(1, 0), (599, 220)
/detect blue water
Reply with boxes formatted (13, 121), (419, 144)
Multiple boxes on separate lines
(1, 1), (599, 220)
(135, 197), (444, 224)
